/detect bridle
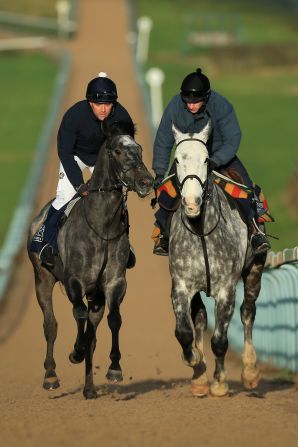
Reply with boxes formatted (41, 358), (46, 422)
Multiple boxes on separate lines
(175, 136), (223, 297)
(175, 137), (221, 237)
(83, 139), (145, 241)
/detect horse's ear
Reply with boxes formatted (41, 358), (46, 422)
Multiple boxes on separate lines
(199, 119), (212, 143)
(172, 123), (183, 143)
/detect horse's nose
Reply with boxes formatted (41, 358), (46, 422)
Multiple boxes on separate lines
(137, 176), (153, 188)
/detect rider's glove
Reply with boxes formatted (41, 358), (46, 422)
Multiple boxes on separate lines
(75, 183), (89, 197)
(153, 174), (164, 189)
(209, 159), (219, 172)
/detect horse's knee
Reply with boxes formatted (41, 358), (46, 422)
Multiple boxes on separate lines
(175, 326), (193, 348)
(211, 334), (228, 358)
(240, 300), (256, 324)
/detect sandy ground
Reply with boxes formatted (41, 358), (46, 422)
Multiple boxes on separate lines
(0, 1), (297, 446)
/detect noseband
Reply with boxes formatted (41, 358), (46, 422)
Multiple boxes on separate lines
(175, 137), (209, 201)
(175, 137), (221, 237)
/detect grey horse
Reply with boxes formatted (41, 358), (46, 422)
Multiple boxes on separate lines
(27, 122), (154, 399)
(169, 122), (266, 397)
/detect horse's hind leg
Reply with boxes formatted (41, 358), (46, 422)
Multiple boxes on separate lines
(172, 281), (202, 368)
(105, 278), (127, 382)
(83, 292), (105, 399)
(190, 292), (209, 397)
(210, 291), (236, 397)
(240, 256), (265, 389)
(34, 267), (59, 390)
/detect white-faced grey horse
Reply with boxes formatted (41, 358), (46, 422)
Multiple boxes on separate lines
(169, 122), (266, 397)
(28, 122), (154, 399)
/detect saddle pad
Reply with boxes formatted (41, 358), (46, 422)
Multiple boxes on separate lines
(213, 173), (274, 223)
(156, 178), (180, 211)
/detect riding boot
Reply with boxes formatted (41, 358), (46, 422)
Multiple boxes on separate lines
(152, 226), (169, 256)
(31, 205), (61, 268)
(153, 233), (169, 256)
(249, 221), (271, 255)
(39, 243), (55, 269)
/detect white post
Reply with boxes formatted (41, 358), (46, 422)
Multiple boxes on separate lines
(145, 68), (165, 128)
(136, 16), (153, 64)
(55, 0), (71, 38)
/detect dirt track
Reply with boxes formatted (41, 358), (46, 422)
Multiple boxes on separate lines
(0, 1), (297, 446)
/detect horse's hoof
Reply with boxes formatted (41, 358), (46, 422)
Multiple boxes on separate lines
(210, 381), (229, 397)
(83, 387), (98, 399)
(182, 347), (202, 367)
(69, 350), (85, 364)
(106, 369), (123, 383)
(191, 381), (209, 397)
(241, 367), (261, 390)
(43, 376), (60, 390)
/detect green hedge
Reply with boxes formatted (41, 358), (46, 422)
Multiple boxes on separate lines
(0, 52), (57, 246)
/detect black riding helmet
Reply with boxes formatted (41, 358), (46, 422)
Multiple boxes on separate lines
(86, 73), (118, 103)
(180, 68), (211, 104)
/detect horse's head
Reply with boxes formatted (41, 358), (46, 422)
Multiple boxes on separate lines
(173, 120), (211, 218)
(104, 121), (154, 197)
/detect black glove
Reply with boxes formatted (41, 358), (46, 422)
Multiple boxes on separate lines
(153, 174), (164, 189)
(75, 183), (89, 197)
(209, 159), (218, 172)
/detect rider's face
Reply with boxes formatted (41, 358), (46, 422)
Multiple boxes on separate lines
(89, 102), (113, 121)
(186, 101), (204, 114)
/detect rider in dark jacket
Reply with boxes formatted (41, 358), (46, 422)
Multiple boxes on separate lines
(152, 68), (270, 256)
(31, 73), (135, 268)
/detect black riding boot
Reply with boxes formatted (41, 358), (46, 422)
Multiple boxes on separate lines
(249, 221), (271, 255)
(153, 234), (169, 256)
(31, 205), (61, 269)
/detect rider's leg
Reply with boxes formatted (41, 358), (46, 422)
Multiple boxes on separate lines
(32, 159), (87, 268)
(152, 207), (173, 256)
(220, 157), (270, 254)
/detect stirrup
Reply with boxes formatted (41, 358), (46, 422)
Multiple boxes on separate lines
(250, 219), (271, 255)
(250, 233), (271, 254)
(39, 243), (55, 269)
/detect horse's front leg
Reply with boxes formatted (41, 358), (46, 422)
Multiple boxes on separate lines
(83, 293), (105, 399)
(34, 267), (60, 390)
(210, 290), (236, 397)
(240, 256), (265, 389)
(190, 292), (209, 397)
(172, 279), (202, 369)
(105, 277), (127, 383)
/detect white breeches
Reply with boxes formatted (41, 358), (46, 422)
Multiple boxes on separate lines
(52, 156), (94, 210)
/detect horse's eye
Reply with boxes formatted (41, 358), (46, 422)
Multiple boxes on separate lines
(204, 158), (208, 164)
(114, 149), (121, 155)
(175, 158), (179, 165)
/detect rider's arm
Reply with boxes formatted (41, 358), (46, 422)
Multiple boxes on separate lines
(152, 101), (176, 176)
(209, 95), (242, 167)
(57, 110), (84, 188)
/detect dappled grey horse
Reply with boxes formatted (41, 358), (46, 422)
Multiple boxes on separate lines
(28, 122), (153, 399)
(169, 122), (266, 397)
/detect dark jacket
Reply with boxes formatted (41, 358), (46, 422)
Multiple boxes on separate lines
(57, 100), (134, 187)
(152, 91), (242, 176)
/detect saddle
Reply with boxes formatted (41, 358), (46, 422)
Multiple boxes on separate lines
(154, 170), (274, 224)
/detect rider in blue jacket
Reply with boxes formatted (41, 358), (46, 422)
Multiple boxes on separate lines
(152, 68), (270, 256)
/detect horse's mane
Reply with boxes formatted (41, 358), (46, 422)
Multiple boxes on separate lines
(103, 120), (136, 140)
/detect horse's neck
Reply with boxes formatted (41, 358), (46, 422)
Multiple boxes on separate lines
(88, 144), (117, 190)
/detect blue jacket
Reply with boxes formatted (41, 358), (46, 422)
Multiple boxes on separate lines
(57, 100), (134, 187)
(152, 91), (242, 176)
